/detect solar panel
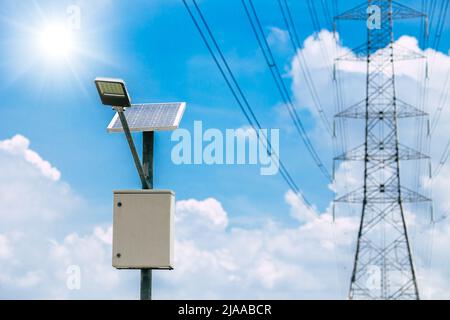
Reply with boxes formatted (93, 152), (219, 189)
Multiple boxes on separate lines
(107, 102), (186, 133)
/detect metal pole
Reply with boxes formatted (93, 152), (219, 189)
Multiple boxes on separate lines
(142, 131), (154, 188)
(116, 108), (150, 189)
(114, 107), (153, 299)
(140, 131), (154, 300)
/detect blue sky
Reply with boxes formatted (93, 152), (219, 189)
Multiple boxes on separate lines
(0, 0), (442, 217)
(0, 0), (449, 299)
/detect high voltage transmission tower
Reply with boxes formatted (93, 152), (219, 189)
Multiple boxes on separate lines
(333, 0), (431, 299)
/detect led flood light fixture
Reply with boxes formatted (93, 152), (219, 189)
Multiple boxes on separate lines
(95, 77), (131, 107)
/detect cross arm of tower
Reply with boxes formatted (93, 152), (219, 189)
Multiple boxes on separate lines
(334, 1), (425, 21)
(334, 143), (429, 162)
(335, 98), (428, 119)
(334, 186), (431, 204)
(391, 1), (426, 20)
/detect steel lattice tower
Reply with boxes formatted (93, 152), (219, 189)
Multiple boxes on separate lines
(333, 0), (431, 299)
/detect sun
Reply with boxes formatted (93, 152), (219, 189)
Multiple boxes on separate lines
(38, 24), (74, 59)
(1, 1), (113, 95)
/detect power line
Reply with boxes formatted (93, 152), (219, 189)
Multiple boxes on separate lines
(182, 0), (316, 210)
(320, 0), (333, 30)
(428, 1), (450, 136)
(427, 0), (438, 39)
(412, 1), (442, 284)
(412, 0), (432, 220)
(431, 0), (449, 50)
(425, 0), (450, 183)
(434, 139), (450, 177)
(430, 70), (450, 135)
(307, 0), (322, 31)
(279, 0), (351, 174)
(241, 0), (332, 182)
(280, 0), (350, 296)
(330, 0), (355, 296)
(306, 0), (348, 154)
(276, 0), (350, 192)
(277, 0), (336, 139)
(278, 0), (348, 155)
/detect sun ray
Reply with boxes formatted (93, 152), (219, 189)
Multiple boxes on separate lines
(0, 1), (117, 94)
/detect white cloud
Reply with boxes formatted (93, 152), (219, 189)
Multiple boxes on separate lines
(176, 197), (228, 231)
(0, 134), (132, 299)
(1, 28), (450, 299)
(46, 225), (131, 299)
(267, 27), (289, 53)
(155, 196), (358, 299)
(16, 270), (44, 288)
(0, 136), (82, 225)
(0, 135), (60, 181)
(0, 130), (446, 299)
(284, 189), (318, 223)
(0, 134), (358, 299)
(0, 234), (12, 260)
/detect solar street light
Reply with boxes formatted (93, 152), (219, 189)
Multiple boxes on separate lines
(94, 77), (186, 301)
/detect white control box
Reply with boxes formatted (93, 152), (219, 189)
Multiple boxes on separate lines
(112, 190), (174, 269)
